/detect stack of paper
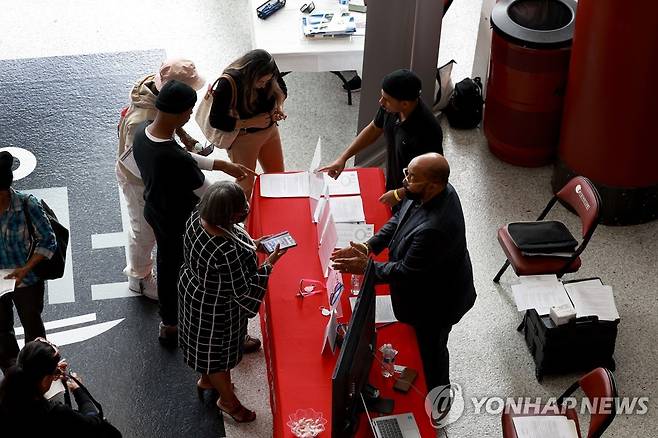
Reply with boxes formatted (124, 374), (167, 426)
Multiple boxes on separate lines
(513, 416), (579, 438)
(349, 295), (398, 324)
(511, 275), (572, 315)
(329, 196), (365, 223)
(0, 269), (16, 298)
(335, 223), (374, 248)
(564, 280), (620, 321)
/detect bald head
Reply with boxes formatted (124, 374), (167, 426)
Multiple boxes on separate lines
(411, 153), (450, 187)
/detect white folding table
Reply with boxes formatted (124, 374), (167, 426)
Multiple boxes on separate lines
(249, 0), (367, 104)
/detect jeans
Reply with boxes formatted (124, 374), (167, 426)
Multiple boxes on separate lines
(0, 281), (46, 371)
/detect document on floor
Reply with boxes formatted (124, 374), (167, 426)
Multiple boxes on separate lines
(329, 196), (365, 223)
(564, 280), (620, 321)
(511, 274), (572, 315)
(512, 416), (579, 438)
(0, 270), (16, 298)
(335, 223), (374, 248)
(350, 295), (398, 324)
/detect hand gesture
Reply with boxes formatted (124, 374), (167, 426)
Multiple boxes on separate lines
(4, 266), (30, 288)
(317, 159), (346, 180)
(330, 241), (367, 261)
(378, 189), (402, 207)
(221, 162), (259, 181)
(331, 250), (368, 275)
(65, 372), (81, 391)
(250, 112), (272, 129)
(265, 244), (288, 266)
(254, 234), (273, 254)
(271, 107), (287, 122)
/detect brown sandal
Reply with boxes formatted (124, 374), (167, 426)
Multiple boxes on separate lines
(217, 399), (256, 423)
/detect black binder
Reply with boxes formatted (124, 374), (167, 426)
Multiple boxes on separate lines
(520, 277), (619, 381)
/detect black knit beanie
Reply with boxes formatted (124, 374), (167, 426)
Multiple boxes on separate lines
(381, 69), (422, 101)
(0, 151), (14, 190)
(155, 79), (197, 114)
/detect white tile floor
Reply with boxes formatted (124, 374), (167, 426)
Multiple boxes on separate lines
(1, 1), (656, 437)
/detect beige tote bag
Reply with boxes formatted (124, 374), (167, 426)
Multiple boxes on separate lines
(195, 74), (240, 149)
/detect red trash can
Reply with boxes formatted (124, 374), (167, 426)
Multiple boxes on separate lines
(484, 0), (577, 167)
(552, 0), (658, 225)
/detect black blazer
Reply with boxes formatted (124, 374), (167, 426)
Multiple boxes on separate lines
(367, 183), (476, 327)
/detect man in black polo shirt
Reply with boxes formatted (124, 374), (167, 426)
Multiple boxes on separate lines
(133, 80), (254, 346)
(319, 69), (443, 209)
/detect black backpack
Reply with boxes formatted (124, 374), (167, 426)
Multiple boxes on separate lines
(23, 197), (69, 280)
(444, 77), (484, 129)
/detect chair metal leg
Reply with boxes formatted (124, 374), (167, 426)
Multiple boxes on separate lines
(493, 260), (510, 283)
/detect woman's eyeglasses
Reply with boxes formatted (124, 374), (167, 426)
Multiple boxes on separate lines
(300, 1), (315, 13)
(35, 337), (60, 356)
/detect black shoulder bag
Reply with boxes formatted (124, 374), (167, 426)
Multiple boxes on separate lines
(22, 196), (69, 280)
(63, 374), (123, 438)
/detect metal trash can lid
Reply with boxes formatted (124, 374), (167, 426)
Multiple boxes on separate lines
(492, 0), (577, 49)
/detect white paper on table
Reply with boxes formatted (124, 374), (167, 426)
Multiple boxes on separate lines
(44, 379), (65, 400)
(312, 184), (330, 224)
(329, 196), (365, 223)
(335, 223), (374, 248)
(564, 283), (620, 321)
(324, 171), (361, 196)
(512, 416), (579, 438)
(318, 217), (338, 277)
(349, 295), (398, 324)
(310, 137), (322, 172)
(321, 309), (340, 355)
(511, 277), (572, 315)
(316, 195), (333, 243)
(260, 172), (310, 197)
(0, 270), (16, 298)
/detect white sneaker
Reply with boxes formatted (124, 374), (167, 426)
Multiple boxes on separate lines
(128, 274), (158, 301)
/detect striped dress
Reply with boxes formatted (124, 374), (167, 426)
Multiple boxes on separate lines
(178, 210), (271, 373)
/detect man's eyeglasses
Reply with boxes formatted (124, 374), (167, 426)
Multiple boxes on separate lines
(300, 1), (315, 13)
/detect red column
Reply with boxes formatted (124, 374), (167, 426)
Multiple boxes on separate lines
(553, 0), (658, 224)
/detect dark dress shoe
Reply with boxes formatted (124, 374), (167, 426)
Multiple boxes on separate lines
(242, 335), (261, 353)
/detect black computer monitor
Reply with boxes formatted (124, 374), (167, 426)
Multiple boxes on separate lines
(331, 259), (377, 437)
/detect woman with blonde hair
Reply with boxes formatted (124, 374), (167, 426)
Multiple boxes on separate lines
(209, 49), (287, 198)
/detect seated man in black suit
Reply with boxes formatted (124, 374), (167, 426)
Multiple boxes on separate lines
(331, 152), (476, 394)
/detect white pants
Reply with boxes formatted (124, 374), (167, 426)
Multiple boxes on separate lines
(116, 166), (155, 279)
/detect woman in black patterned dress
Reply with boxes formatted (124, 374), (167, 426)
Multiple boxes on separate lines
(177, 181), (286, 423)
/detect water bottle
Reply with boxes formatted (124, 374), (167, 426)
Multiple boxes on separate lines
(350, 274), (362, 295)
(381, 344), (397, 378)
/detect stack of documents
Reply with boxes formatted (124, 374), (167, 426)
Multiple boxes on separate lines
(511, 275), (572, 316)
(302, 12), (357, 37)
(513, 416), (579, 438)
(563, 279), (620, 321)
(350, 295), (397, 324)
(0, 270), (16, 298)
(512, 275), (620, 321)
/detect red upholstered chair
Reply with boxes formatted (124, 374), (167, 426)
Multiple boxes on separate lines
(493, 176), (601, 283)
(501, 367), (618, 438)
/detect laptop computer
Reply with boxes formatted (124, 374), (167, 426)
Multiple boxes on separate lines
(361, 394), (422, 438)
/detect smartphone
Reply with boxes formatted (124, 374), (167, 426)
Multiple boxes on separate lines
(393, 367), (418, 393)
(260, 231), (297, 254)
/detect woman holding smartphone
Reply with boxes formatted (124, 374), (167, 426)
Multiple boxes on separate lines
(177, 182), (286, 423)
(209, 49), (287, 199)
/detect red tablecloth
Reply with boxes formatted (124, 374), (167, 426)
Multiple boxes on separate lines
(247, 168), (435, 438)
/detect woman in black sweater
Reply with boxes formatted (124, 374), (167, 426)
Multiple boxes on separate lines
(209, 49), (287, 198)
(0, 339), (115, 437)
